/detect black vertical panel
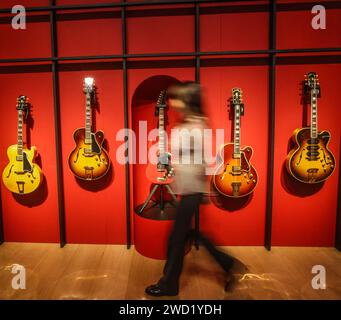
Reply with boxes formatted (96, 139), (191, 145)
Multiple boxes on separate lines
(0, 187), (3, 244)
(194, 3), (201, 249)
(122, 0), (131, 249)
(50, 0), (66, 247)
(195, 3), (200, 83)
(336, 144), (341, 251)
(265, 0), (277, 251)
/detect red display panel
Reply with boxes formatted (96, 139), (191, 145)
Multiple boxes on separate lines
(0, 1), (339, 248)
(56, 0), (121, 5)
(277, 3), (341, 50)
(200, 64), (269, 245)
(127, 5), (194, 54)
(0, 14), (51, 60)
(56, 9), (122, 57)
(200, 2), (269, 52)
(272, 64), (340, 246)
(0, 0), (48, 7)
(58, 67), (126, 244)
(0, 70), (59, 242)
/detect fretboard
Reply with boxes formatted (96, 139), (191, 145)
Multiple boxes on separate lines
(158, 108), (165, 156)
(234, 105), (241, 154)
(310, 89), (318, 140)
(17, 110), (23, 156)
(85, 93), (92, 144)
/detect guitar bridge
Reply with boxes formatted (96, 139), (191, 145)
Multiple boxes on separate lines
(307, 168), (318, 182)
(231, 182), (241, 197)
(16, 181), (25, 194)
(84, 166), (94, 180)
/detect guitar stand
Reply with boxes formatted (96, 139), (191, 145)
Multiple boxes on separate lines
(138, 183), (200, 250)
(139, 183), (178, 214)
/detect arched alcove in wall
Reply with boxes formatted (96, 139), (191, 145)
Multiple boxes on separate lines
(131, 75), (182, 259)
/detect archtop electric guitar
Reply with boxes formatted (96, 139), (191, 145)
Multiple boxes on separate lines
(2, 96), (43, 194)
(286, 72), (335, 183)
(68, 77), (110, 180)
(213, 88), (258, 197)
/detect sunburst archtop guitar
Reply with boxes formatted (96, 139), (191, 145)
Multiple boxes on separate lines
(2, 96), (43, 194)
(286, 72), (335, 184)
(68, 78), (110, 180)
(213, 88), (258, 198)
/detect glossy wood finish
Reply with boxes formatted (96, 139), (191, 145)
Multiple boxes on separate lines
(2, 145), (43, 195)
(68, 128), (110, 181)
(213, 143), (258, 197)
(287, 128), (335, 184)
(0, 243), (340, 300)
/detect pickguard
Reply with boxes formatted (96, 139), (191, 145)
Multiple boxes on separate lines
(23, 152), (33, 172)
(91, 133), (101, 154)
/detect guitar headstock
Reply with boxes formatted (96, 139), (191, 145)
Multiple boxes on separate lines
(231, 88), (244, 115)
(304, 72), (321, 96)
(83, 77), (95, 95)
(16, 95), (29, 112)
(155, 90), (167, 116)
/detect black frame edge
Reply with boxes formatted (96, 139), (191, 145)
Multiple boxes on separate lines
(0, 186), (3, 244)
(122, 1), (131, 250)
(195, 2), (200, 83)
(50, 0), (66, 248)
(336, 142), (341, 251)
(265, 0), (277, 251)
(1, 48), (341, 64)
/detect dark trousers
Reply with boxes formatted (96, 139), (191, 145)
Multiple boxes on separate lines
(159, 193), (234, 289)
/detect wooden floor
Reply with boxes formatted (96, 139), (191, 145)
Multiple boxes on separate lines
(0, 243), (340, 300)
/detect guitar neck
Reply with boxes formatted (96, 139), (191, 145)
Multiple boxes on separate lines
(310, 89), (318, 140)
(85, 93), (92, 144)
(234, 104), (241, 156)
(17, 110), (24, 156)
(159, 108), (165, 155)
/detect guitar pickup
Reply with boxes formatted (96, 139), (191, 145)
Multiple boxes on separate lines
(83, 148), (94, 157)
(14, 171), (25, 175)
(231, 166), (241, 175)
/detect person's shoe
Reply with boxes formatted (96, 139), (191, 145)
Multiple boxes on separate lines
(145, 284), (179, 297)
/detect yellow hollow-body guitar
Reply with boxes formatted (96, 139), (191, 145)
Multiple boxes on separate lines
(68, 78), (110, 180)
(286, 72), (335, 183)
(2, 96), (43, 194)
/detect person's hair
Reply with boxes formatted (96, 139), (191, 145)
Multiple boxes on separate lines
(166, 81), (205, 116)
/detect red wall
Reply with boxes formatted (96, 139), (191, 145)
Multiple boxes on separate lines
(0, 0), (340, 247)
(0, 71), (60, 242)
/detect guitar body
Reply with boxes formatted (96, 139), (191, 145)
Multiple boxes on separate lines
(68, 128), (110, 180)
(286, 127), (335, 183)
(213, 143), (258, 197)
(2, 144), (43, 194)
(146, 151), (174, 185)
